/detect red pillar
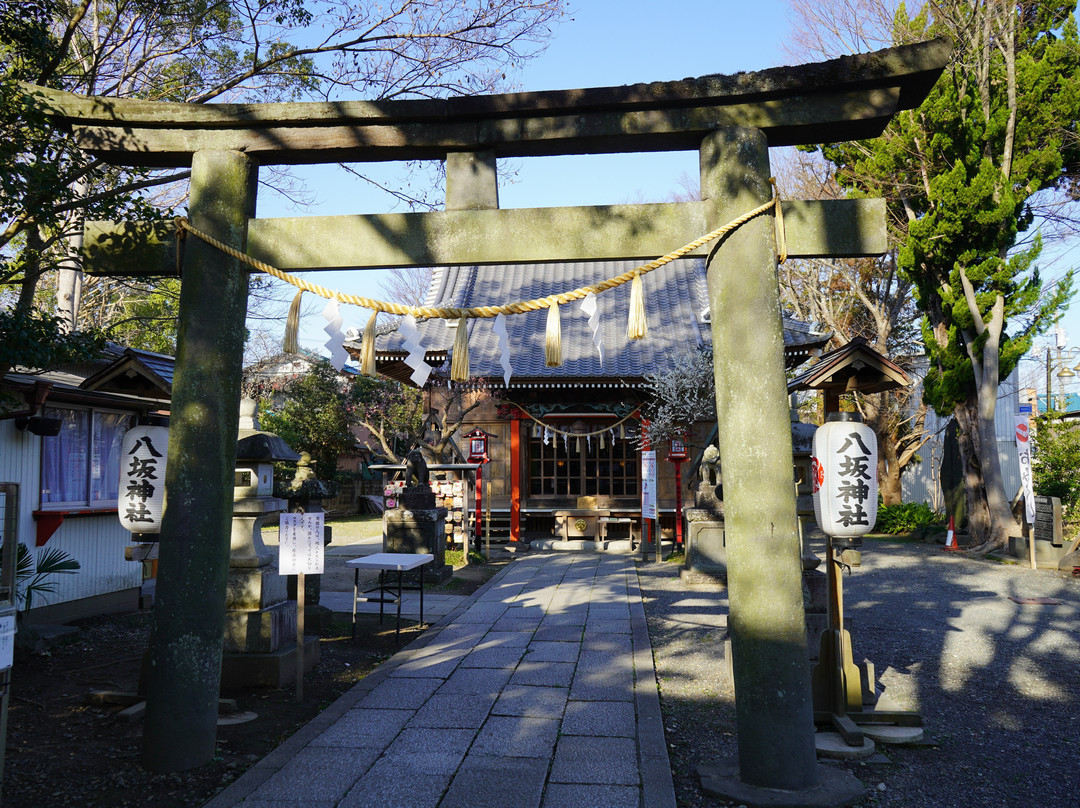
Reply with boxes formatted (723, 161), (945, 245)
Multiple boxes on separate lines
(474, 462), (483, 552)
(510, 412), (521, 542)
(673, 459), (685, 548)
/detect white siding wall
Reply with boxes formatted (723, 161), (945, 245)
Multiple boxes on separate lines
(901, 365), (1022, 509)
(0, 420), (140, 612)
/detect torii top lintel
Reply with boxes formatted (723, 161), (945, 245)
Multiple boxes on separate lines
(29, 38), (951, 168)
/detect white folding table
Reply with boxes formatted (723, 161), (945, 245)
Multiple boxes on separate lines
(346, 552), (434, 640)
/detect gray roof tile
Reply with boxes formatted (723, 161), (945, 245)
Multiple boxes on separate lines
(362, 259), (825, 381)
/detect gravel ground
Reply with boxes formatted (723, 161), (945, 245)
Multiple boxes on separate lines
(638, 536), (1080, 808)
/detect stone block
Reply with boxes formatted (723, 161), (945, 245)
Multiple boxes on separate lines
(1008, 536), (1068, 563)
(224, 600), (296, 653)
(384, 508), (448, 575)
(803, 568), (828, 613)
(684, 520), (726, 578)
(226, 565), (288, 611)
(220, 634), (319, 688)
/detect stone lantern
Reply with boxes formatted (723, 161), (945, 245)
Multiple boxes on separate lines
(221, 398), (319, 687)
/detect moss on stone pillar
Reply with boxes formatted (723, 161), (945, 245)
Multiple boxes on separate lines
(700, 127), (818, 790)
(142, 149), (256, 773)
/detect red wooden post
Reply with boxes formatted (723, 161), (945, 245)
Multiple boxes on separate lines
(510, 413), (521, 542)
(474, 464), (482, 552)
(673, 460), (685, 548)
(669, 436), (688, 550)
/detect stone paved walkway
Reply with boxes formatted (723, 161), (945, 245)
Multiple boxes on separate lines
(205, 553), (675, 808)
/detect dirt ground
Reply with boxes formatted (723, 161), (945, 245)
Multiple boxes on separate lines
(1, 561), (500, 808)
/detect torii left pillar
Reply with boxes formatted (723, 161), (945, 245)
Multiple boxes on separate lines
(143, 150), (256, 772)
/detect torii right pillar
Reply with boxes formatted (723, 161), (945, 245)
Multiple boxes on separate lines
(699, 127), (864, 805)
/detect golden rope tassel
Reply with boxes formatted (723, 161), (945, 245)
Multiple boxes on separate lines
(771, 177), (788, 263)
(360, 310), (378, 377)
(451, 317), (470, 381)
(627, 270), (648, 340)
(545, 301), (562, 367)
(283, 289), (304, 354)
(576, 437), (582, 454)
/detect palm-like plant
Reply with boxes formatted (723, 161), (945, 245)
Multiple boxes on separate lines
(16, 543), (80, 616)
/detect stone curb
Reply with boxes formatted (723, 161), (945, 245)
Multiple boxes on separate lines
(630, 561), (678, 808)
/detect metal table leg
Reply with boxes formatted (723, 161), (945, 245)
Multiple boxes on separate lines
(351, 567), (359, 639)
(395, 569), (403, 640)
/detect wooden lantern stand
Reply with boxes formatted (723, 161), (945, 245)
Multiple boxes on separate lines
(794, 343), (928, 747)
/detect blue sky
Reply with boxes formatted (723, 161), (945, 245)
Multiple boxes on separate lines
(257, 0), (795, 354)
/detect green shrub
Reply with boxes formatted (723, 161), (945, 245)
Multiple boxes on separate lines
(875, 502), (943, 534)
(1032, 411), (1080, 522)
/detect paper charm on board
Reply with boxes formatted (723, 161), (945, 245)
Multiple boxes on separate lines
(399, 314), (432, 387)
(322, 299), (350, 370)
(492, 313), (514, 386)
(580, 292), (603, 365)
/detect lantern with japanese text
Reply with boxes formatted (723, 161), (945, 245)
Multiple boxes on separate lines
(811, 415), (878, 538)
(118, 424), (168, 534)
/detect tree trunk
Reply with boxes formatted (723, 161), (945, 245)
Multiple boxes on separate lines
(878, 432), (903, 506)
(954, 391), (1019, 556)
(953, 401), (990, 542)
(56, 177), (88, 333)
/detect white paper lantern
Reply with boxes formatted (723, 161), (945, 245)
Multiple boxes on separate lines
(118, 424), (169, 533)
(811, 418), (878, 538)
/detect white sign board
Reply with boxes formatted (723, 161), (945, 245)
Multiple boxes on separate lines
(0, 613), (16, 671)
(1015, 416), (1036, 525)
(278, 513), (325, 575)
(641, 450), (658, 520)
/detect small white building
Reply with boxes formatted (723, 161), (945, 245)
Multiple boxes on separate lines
(900, 357), (1023, 511)
(1, 346), (173, 622)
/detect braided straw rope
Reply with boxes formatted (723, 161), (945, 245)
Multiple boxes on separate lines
(510, 403), (641, 438)
(173, 184), (784, 322)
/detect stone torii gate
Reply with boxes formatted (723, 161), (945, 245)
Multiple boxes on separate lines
(30, 36), (949, 800)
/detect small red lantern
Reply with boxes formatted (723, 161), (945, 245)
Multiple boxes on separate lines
(667, 434), (689, 549)
(464, 428), (492, 463)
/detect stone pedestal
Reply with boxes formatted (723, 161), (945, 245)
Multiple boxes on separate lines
(1059, 546), (1080, 573)
(681, 508), (727, 585)
(222, 493), (318, 687)
(802, 568), (828, 662)
(384, 505), (451, 584)
(1008, 535), (1069, 567)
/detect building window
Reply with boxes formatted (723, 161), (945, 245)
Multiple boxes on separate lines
(40, 407), (130, 508)
(528, 420), (639, 499)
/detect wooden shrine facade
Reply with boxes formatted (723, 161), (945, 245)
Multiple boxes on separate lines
(352, 258), (832, 543)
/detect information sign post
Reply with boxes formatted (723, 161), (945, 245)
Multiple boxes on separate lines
(279, 512), (325, 702)
(641, 451), (658, 562)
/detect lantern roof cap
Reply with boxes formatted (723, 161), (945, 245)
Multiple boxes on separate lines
(787, 337), (909, 395)
(236, 430), (301, 463)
